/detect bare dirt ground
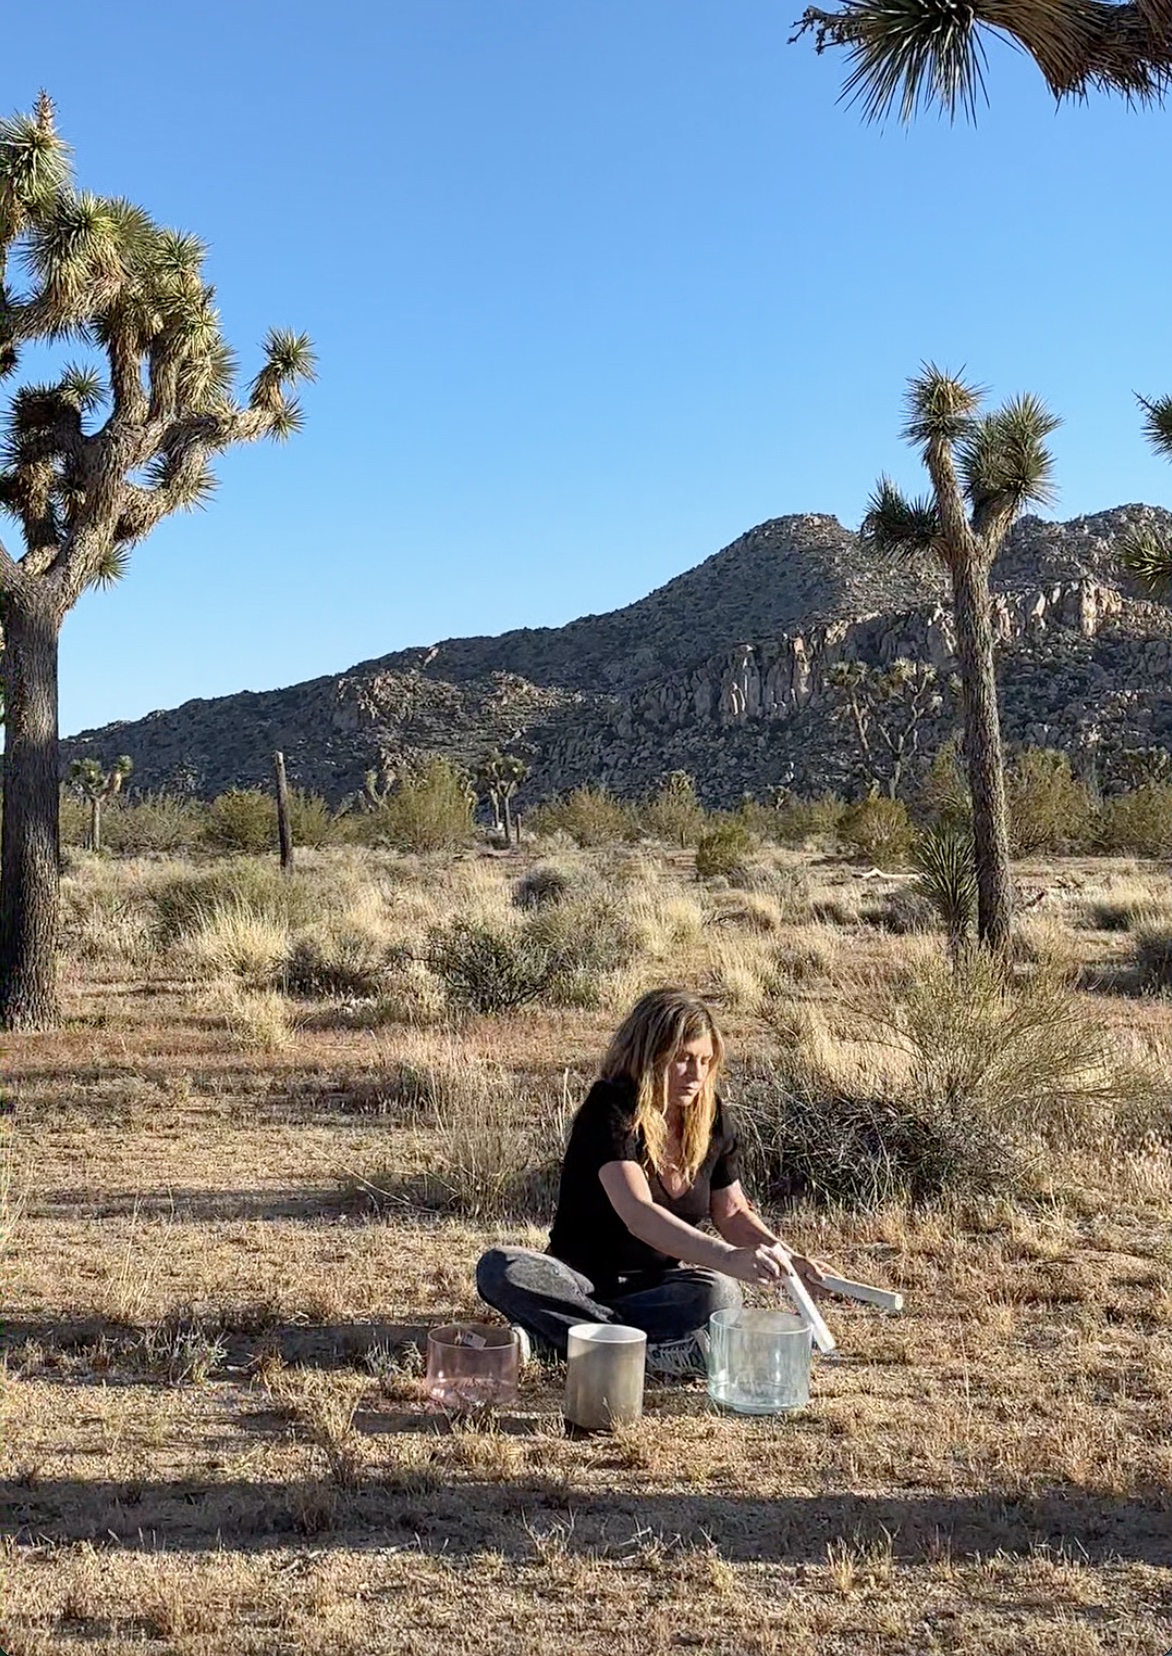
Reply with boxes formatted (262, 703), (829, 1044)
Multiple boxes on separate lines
(2, 848), (1169, 1654)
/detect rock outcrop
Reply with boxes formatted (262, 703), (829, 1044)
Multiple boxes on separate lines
(61, 506), (1172, 805)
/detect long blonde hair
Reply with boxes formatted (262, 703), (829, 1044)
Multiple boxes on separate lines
(600, 988), (726, 1184)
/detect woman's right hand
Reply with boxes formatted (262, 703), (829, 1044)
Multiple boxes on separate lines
(725, 1244), (785, 1285)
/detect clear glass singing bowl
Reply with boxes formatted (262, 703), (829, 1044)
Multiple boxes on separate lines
(706, 1307), (811, 1415)
(425, 1323), (520, 1411)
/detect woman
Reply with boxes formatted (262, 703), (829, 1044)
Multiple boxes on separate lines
(476, 986), (825, 1379)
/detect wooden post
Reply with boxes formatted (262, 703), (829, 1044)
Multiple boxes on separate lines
(273, 751), (294, 875)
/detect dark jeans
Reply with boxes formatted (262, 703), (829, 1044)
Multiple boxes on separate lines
(475, 1246), (742, 1358)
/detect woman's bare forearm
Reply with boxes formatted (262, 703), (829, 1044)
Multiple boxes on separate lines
(715, 1204), (781, 1249)
(624, 1199), (737, 1273)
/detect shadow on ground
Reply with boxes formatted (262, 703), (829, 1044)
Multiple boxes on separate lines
(2, 1474), (1167, 1565)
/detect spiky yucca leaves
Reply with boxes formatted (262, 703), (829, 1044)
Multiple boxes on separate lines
(912, 826), (978, 961)
(0, 96), (314, 1029)
(1119, 396), (1172, 597)
(792, 0), (1172, 123)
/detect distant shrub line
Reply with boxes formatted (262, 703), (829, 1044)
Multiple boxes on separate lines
(41, 744), (1172, 862)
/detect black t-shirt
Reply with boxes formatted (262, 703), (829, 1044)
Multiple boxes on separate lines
(547, 1076), (742, 1292)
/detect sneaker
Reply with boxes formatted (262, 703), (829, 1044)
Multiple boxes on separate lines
(510, 1325), (532, 1367)
(645, 1330), (709, 1382)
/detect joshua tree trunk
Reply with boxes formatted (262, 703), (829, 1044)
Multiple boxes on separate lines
(90, 796), (101, 853)
(503, 794), (514, 846)
(0, 593), (64, 1028)
(950, 558), (1013, 951)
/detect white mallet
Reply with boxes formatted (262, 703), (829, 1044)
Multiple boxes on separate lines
(780, 1263), (837, 1355)
(817, 1272), (904, 1314)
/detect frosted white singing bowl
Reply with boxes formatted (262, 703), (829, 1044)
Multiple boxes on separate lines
(425, 1323), (520, 1411)
(706, 1307), (811, 1415)
(563, 1323), (646, 1430)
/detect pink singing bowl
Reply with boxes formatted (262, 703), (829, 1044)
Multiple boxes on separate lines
(425, 1323), (520, 1410)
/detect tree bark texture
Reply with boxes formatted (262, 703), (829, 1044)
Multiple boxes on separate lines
(0, 594), (64, 1028)
(273, 750), (294, 875)
(950, 557), (1013, 951)
(90, 797), (102, 854)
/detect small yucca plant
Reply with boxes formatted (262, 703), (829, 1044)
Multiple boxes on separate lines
(912, 827), (977, 962)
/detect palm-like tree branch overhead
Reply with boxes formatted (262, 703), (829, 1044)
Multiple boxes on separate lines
(0, 93), (315, 1028)
(791, 0), (1172, 121)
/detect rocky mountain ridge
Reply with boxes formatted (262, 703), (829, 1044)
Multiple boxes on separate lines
(61, 505), (1172, 806)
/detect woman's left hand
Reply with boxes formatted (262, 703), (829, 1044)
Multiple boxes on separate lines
(767, 1245), (830, 1301)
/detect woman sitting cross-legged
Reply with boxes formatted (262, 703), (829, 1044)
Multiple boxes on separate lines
(476, 986), (825, 1380)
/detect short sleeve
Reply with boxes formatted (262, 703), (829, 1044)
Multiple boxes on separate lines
(576, 1082), (641, 1168)
(710, 1101), (742, 1191)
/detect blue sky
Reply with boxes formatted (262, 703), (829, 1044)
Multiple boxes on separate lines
(6, 2), (1171, 735)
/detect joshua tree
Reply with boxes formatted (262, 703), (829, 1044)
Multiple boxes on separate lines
(1119, 395), (1172, 598)
(825, 657), (951, 799)
(792, 0), (1172, 123)
(0, 97), (314, 1027)
(475, 750), (529, 845)
(861, 366), (1060, 951)
(67, 754), (132, 852)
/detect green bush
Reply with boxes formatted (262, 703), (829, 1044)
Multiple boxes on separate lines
(733, 1057), (1017, 1209)
(427, 921), (556, 1014)
(1097, 783), (1172, 859)
(523, 892), (639, 979)
(695, 819), (755, 880)
(1133, 925), (1172, 995)
(741, 794), (846, 847)
(528, 786), (639, 847)
(345, 759), (474, 853)
(153, 860), (322, 943)
(838, 795), (913, 866)
(918, 738), (970, 829)
(512, 863), (574, 910)
(1006, 748), (1094, 856)
(101, 792), (208, 854)
(204, 789), (275, 854)
(287, 789), (338, 849)
(640, 771), (707, 847)
(282, 926), (391, 998)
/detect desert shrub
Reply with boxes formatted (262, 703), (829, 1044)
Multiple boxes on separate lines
(209, 983), (296, 1049)
(1096, 783), (1172, 859)
(153, 860), (323, 943)
(640, 771), (707, 847)
(695, 819), (755, 880)
(347, 759), (474, 853)
(875, 955), (1165, 1149)
(732, 1057), (1016, 1209)
(427, 920), (556, 1014)
(523, 894), (642, 980)
(1078, 885), (1165, 933)
(859, 885), (938, 935)
(1006, 748), (1094, 856)
(101, 792), (207, 854)
(282, 925), (390, 998)
(187, 901), (290, 984)
(204, 788), (275, 854)
(512, 863), (574, 910)
(287, 790), (338, 849)
(742, 793), (846, 847)
(1133, 925), (1172, 995)
(838, 795), (913, 866)
(918, 738), (970, 829)
(357, 1066), (570, 1219)
(529, 786), (638, 847)
(58, 791), (90, 847)
(60, 878), (153, 962)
